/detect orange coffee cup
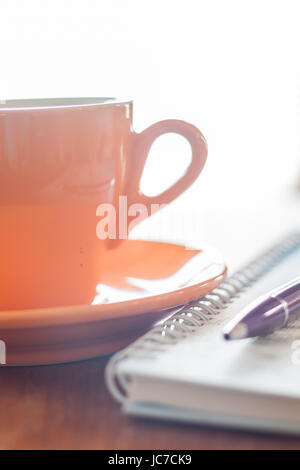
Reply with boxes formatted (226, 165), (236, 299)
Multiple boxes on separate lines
(0, 98), (207, 310)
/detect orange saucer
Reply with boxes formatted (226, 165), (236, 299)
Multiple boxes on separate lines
(0, 240), (226, 366)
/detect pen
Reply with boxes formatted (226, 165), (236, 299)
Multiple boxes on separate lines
(223, 276), (300, 340)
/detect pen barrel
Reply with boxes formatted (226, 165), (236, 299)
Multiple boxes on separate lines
(275, 282), (300, 319)
(244, 285), (300, 338)
(242, 297), (287, 338)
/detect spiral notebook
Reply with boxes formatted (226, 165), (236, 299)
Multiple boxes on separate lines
(106, 233), (300, 435)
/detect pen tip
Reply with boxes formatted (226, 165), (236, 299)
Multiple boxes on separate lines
(223, 322), (248, 340)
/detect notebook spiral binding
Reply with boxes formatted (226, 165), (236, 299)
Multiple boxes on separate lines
(106, 233), (300, 402)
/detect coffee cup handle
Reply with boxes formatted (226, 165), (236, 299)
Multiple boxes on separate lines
(130, 119), (207, 218)
(109, 119), (207, 248)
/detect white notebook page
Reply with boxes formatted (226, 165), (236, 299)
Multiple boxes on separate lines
(119, 245), (300, 401)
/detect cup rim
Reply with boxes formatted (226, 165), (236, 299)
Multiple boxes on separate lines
(0, 97), (133, 111)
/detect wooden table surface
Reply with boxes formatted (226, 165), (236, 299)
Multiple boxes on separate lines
(0, 356), (299, 450)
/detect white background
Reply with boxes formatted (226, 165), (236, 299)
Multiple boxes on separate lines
(1, 0), (300, 265)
